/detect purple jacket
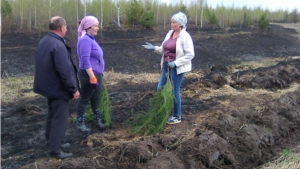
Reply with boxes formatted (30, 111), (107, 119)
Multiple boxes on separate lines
(77, 34), (104, 74)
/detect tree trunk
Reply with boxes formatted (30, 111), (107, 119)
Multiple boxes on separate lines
(195, 6), (198, 25)
(76, 0), (79, 22)
(164, 12), (166, 29)
(200, 0), (205, 28)
(49, 0), (52, 19)
(28, 11), (31, 33)
(100, 0), (103, 28)
(84, 0), (87, 16)
(156, 2), (159, 24)
(114, 1), (122, 27)
(20, 0), (23, 29)
(200, 5), (203, 28)
(34, 2), (37, 27)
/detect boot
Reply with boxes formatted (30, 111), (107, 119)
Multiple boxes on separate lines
(94, 111), (106, 129)
(77, 122), (91, 132)
(95, 119), (106, 129)
(77, 114), (91, 132)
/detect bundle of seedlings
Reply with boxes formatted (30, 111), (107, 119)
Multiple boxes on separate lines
(85, 80), (112, 127)
(131, 74), (174, 135)
(99, 80), (112, 127)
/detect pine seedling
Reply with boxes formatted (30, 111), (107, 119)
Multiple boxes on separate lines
(131, 75), (174, 135)
(84, 80), (112, 127)
(99, 80), (112, 127)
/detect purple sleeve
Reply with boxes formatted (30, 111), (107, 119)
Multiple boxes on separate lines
(78, 38), (92, 69)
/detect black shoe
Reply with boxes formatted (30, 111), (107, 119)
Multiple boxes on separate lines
(49, 151), (73, 159)
(46, 142), (71, 149)
(60, 143), (70, 148)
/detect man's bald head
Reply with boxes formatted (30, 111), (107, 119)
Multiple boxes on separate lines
(49, 16), (66, 30)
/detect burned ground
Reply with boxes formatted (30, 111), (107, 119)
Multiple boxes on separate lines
(1, 23), (300, 169)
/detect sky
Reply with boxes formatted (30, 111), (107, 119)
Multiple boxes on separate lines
(162, 0), (300, 12)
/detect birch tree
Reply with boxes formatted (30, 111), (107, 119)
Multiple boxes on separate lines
(113, 0), (123, 27)
(83, 0), (87, 16)
(48, 0), (52, 19)
(76, 0), (80, 21)
(190, 1), (198, 25)
(100, 0), (103, 28)
(34, 0), (37, 27)
(20, 0), (24, 28)
(199, 0), (205, 27)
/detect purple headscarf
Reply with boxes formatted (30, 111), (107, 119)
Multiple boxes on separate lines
(77, 16), (99, 39)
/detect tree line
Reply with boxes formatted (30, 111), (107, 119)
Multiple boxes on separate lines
(1, 0), (300, 34)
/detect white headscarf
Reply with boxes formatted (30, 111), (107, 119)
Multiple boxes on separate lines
(171, 12), (187, 29)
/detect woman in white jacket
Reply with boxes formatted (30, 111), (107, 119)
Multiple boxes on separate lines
(142, 12), (195, 124)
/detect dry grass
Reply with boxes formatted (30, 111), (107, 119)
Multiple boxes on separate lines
(0, 71), (160, 102)
(256, 147), (300, 169)
(230, 56), (295, 73)
(1, 76), (37, 102)
(104, 71), (160, 86)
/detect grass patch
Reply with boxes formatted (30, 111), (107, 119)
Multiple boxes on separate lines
(258, 148), (300, 169)
(1, 76), (36, 101)
(281, 149), (299, 163)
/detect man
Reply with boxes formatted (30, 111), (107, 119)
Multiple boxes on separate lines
(34, 16), (80, 159)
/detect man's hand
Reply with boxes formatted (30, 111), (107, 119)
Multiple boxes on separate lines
(73, 91), (80, 100)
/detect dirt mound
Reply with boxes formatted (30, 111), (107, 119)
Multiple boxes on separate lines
(230, 60), (300, 90)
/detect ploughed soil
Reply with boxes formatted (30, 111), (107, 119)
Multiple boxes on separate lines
(1, 23), (300, 169)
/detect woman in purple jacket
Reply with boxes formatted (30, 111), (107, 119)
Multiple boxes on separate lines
(76, 16), (105, 131)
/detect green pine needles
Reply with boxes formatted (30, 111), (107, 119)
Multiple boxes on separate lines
(84, 80), (112, 128)
(258, 13), (270, 31)
(99, 81), (112, 128)
(131, 80), (174, 135)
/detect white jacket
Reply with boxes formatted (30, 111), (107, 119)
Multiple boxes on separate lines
(154, 29), (195, 74)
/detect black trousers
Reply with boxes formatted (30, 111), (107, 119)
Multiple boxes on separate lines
(45, 98), (69, 153)
(77, 69), (103, 122)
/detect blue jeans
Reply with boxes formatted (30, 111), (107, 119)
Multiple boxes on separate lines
(157, 62), (184, 119)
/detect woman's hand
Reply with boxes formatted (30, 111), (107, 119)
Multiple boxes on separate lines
(90, 77), (99, 89)
(168, 62), (176, 68)
(142, 42), (154, 50)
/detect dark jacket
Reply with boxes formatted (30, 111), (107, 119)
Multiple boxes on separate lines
(34, 32), (79, 99)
